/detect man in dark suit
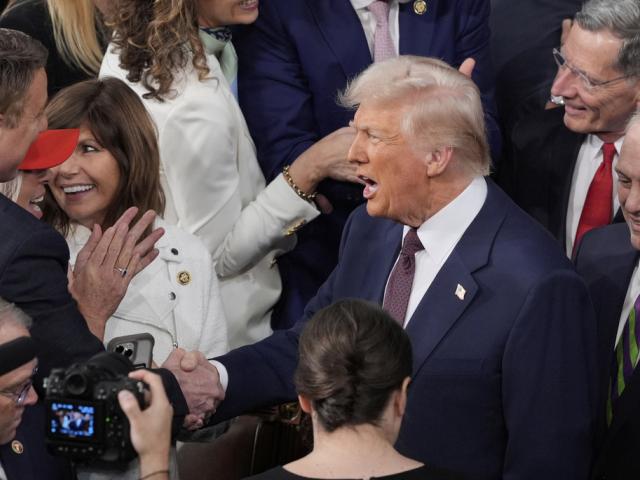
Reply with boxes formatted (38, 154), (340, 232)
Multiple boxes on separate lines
(0, 27), (221, 462)
(0, 300), (72, 480)
(234, 0), (501, 329)
(504, 0), (640, 257)
(206, 56), (596, 479)
(575, 115), (640, 479)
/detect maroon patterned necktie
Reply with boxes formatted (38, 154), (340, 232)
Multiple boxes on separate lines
(383, 228), (424, 325)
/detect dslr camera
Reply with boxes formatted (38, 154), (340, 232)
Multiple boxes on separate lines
(44, 352), (146, 463)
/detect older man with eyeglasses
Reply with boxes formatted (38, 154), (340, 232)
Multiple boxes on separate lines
(0, 298), (73, 480)
(500, 0), (640, 258)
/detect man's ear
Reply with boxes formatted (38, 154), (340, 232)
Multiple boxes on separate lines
(426, 146), (454, 177)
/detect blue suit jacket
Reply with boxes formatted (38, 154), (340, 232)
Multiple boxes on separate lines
(0, 406), (74, 480)
(574, 223), (640, 480)
(234, 0), (500, 330)
(216, 180), (596, 479)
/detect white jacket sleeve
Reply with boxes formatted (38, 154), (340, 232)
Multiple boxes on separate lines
(198, 252), (229, 359)
(158, 83), (319, 279)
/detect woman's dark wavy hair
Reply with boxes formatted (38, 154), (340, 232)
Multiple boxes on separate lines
(295, 299), (412, 433)
(107, 0), (209, 101)
(43, 77), (165, 236)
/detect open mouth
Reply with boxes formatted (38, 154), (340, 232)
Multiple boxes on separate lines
(62, 184), (95, 195)
(27, 195), (44, 218)
(359, 175), (379, 199)
(239, 0), (258, 9)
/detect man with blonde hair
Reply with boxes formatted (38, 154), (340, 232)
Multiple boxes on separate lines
(209, 56), (597, 479)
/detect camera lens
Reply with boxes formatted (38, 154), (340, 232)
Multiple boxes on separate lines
(65, 373), (88, 396)
(115, 345), (124, 354)
(124, 349), (133, 358)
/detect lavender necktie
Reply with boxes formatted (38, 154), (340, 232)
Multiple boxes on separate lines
(383, 228), (424, 325)
(368, 1), (395, 62)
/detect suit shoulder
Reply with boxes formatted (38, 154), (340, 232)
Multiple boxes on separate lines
(496, 196), (576, 275)
(575, 223), (632, 267)
(0, 197), (65, 252)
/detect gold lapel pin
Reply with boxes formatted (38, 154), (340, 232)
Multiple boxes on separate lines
(11, 440), (24, 454)
(455, 284), (466, 301)
(177, 271), (191, 286)
(413, 0), (427, 15)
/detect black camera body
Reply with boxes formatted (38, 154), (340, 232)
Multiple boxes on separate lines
(44, 352), (146, 463)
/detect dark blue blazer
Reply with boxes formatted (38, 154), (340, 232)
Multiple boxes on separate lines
(234, 0), (500, 330)
(216, 180), (596, 479)
(0, 405), (74, 480)
(574, 223), (640, 480)
(500, 107), (623, 247)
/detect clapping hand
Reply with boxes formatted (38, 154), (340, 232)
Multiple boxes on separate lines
(69, 207), (164, 339)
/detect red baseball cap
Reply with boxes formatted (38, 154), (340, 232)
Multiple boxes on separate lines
(18, 128), (80, 170)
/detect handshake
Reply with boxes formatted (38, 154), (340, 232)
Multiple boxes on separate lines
(161, 348), (224, 430)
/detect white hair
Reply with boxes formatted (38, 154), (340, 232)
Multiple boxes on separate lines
(338, 55), (490, 176)
(0, 173), (22, 202)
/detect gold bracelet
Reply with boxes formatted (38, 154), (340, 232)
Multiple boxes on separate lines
(139, 469), (169, 480)
(282, 165), (317, 202)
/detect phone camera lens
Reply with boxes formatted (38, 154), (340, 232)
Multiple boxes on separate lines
(124, 349), (133, 358)
(115, 345), (124, 354)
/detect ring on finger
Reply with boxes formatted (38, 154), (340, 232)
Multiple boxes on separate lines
(114, 266), (127, 277)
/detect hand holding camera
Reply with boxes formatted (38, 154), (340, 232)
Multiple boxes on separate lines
(118, 369), (172, 480)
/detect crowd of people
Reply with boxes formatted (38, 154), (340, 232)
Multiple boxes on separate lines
(0, 0), (639, 479)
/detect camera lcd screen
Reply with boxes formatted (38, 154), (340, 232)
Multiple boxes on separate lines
(48, 401), (97, 439)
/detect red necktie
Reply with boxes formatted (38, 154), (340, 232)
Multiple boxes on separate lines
(383, 228), (424, 325)
(574, 142), (616, 253)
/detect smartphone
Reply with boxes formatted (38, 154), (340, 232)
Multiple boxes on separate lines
(106, 333), (154, 369)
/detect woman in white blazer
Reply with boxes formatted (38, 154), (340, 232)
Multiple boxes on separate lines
(99, 0), (358, 348)
(43, 77), (228, 364)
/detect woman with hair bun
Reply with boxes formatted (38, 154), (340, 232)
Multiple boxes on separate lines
(248, 299), (463, 480)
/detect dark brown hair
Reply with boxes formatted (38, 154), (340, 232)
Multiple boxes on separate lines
(43, 77), (165, 235)
(0, 28), (47, 127)
(108, 0), (209, 101)
(295, 299), (412, 433)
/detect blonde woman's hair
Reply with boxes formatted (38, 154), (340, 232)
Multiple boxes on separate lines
(46, 0), (104, 75)
(0, 173), (23, 202)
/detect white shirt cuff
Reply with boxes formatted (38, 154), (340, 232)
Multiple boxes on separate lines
(210, 360), (229, 392)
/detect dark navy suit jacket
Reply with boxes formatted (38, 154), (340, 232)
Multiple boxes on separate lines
(234, 0), (500, 330)
(216, 180), (596, 479)
(574, 223), (640, 480)
(502, 107), (623, 247)
(0, 405), (74, 480)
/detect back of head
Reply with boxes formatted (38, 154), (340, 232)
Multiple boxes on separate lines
(575, 0), (640, 78)
(0, 28), (47, 127)
(295, 299), (412, 433)
(108, 0), (208, 100)
(44, 77), (165, 233)
(339, 55), (491, 176)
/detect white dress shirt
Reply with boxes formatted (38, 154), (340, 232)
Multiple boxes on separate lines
(350, 0), (411, 56)
(565, 135), (624, 256)
(0, 461), (6, 480)
(386, 177), (488, 327)
(616, 262), (640, 359)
